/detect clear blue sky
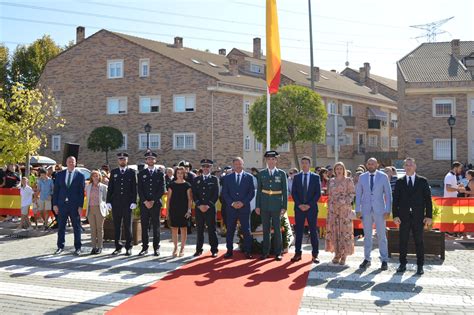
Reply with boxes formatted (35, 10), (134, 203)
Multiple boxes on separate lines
(1, 0), (473, 79)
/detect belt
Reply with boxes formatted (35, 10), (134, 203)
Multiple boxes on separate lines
(261, 189), (282, 195)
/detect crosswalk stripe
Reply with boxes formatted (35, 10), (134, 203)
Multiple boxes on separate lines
(309, 261), (459, 273)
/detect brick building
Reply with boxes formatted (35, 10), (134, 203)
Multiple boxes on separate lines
(397, 39), (474, 179)
(39, 27), (398, 171)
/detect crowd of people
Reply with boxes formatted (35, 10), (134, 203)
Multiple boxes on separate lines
(3, 151), (472, 276)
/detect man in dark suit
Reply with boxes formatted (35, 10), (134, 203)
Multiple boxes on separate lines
(392, 157), (433, 275)
(222, 157), (255, 259)
(137, 151), (166, 257)
(53, 156), (85, 255)
(291, 156), (321, 263)
(106, 153), (137, 256)
(192, 159), (220, 257)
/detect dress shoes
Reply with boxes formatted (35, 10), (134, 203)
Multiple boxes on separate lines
(416, 266), (424, 275)
(396, 264), (407, 273)
(154, 249), (160, 257)
(359, 259), (371, 269)
(112, 248), (122, 256)
(312, 255), (320, 264)
(138, 249), (148, 256)
(54, 248), (63, 255)
(381, 261), (388, 271)
(125, 249), (132, 256)
(90, 248), (97, 255)
(245, 252), (253, 259)
(275, 255), (283, 261)
(211, 252), (218, 258)
(291, 253), (302, 262)
(193, 250), (203, 257)
(96, 248), (102, 254)
(223, 251), (233, 259)
(73, 249), (81, 256)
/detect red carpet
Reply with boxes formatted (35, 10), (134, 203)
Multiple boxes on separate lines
(108, 252), (312, 315)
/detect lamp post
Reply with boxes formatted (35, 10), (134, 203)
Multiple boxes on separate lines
(144, 123), (151, 149)
(447, 115), (456, 167)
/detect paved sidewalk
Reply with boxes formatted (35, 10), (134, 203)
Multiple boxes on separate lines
(0, 222), (473, 314)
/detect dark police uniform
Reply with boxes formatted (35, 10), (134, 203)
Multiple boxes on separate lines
(106, 153), (137, 253)
(137, 151), (166, 255)
(192, 159), (219, 256)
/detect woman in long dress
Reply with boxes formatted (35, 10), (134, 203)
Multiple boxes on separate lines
(325, 162), (356, 265)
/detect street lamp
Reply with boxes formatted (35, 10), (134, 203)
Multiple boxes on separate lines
(144, 123), (152, 149)
(447, 115), (456, 166)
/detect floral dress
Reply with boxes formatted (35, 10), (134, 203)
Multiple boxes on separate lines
(325, 177), (356, 256)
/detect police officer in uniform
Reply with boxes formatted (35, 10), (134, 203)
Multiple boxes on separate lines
(106, 153), (137, 256)
(192, 159), (220, 257)
(137, 151), (166, 256)
(255, 151), (288, 261)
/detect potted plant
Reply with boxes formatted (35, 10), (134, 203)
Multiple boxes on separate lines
(103, 204), (142, 246)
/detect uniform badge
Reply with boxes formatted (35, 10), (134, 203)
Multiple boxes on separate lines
(143, 175), (147, 178)
(275, 176), (281, 183)
(114, 174), (118, 178)
(197, 180), (201, 184)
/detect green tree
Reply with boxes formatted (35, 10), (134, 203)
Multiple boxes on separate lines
(0, 44), (9, 97)
(87, 126), (123, 164)
(249, 85), (327, 168)
(0, 83), (65, 171)
(10, 35), (62, 89)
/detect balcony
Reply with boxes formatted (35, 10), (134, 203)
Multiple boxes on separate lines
(343, 116), (356, 127)
(368, 119), (381, 129)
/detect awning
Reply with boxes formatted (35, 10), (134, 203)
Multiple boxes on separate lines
(368, 107), (388, 121)
(30, 156), (57, 165)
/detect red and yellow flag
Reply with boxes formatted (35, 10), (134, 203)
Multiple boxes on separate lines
(266, 0), (281, 94)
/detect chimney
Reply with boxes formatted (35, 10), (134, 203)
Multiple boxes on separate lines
(363, 62), (371, 78)
(218, 48), (226, 56)
(174, 36), (183, 49)
(253, 37), (261, 59)
(359, 67), (366, 84)
(311, 66), (320, 82)
(451, 39), (460, 58)
(228, 56), (239, 75)
(76, 26), (85, 44)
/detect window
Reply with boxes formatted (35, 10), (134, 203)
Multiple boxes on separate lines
(433, 98), (455, 117)
(118, 134), (127, 150)
(276, 142), (290, 152)
(52, 135), (61, 152)
(173, 133), (195, 150)
(434, 139), (456, 160)
(254, 139), (262, 152)
(139, 58), (149, 77)
(244, 101), (250, 115)
(368, 135), (378, 147)
(250, 64), (263, 73)
(391, 136), (398, 148)
(345, 133), (353, 145)
(139, 96), (161, 113)
(381, 136), (389, 149)
(54, 100), (61, 117)
(139, 133), (160, 150)
(107, 97), (127, 114)
(244, 136), (251, 151)
(107, 59), (123, 79)
(174, 94), (196, 112)
(342, 104), (353, 116)
(327, 101), (337, 114)
(470, 99), (474, 116)
(390, 112), (398, 121)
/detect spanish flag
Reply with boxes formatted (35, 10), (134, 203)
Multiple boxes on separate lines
(266, 0), (281, 94)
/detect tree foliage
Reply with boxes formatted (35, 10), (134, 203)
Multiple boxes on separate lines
(0, 44), (8, 97)
(0, 83), (65, 165)
(87, 126), (123, 164)
(249, 85), (327, 168)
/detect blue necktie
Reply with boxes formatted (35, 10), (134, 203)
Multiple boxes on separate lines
(236, 174), (241, 186)
(408, 176), (413, 188)
(370, 174), (374, 191)
(66, 172), (72, 188)
(303, 173), (308, 202)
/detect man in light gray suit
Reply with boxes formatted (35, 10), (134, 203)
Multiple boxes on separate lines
(355, 157), (392, 270)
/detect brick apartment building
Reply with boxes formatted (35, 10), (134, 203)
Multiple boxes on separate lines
(38, 27), (398, 171)
(397, 39), (474, 179)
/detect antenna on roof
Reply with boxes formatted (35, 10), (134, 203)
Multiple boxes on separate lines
(344, 41), (353, 67)
(410, 16), (454, 42)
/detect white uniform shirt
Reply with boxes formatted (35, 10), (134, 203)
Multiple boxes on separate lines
(443, 172), (458, 198)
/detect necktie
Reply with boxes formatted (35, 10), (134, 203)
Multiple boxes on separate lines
(370, 174), (374, 191)
(303, 173), (308, 201)
(149, 169), (153, 176)
(408, 176), (413, 188)
(236, 174), (241, 186)
(121, 169), (125, 175)
(67, 172), (72, 188)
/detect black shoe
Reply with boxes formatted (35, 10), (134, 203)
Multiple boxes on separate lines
(193, 250), (203, 257)
(138, 249), (148, 256)
(260, 254), (269, 260)
(154, 249), (160, 257)
(73, 249), (81, 256)
(112, 248), (122, 256)
(291, 253), (302, 262)
(312, 255), (320, 264)
(90, 248), (97, 255)
(381, 261), (388, 271)
(245, 252), (253, 259)
(96, 248), (102, 254)
(396, 264), (407, 273)
(54, 248), (63, 255)
(416, 266), (424, 275)
(223, 251), (233, 259)
(125, 249), (132, 256)
(211, 252), (218, 258)
(359, 259), (371, 269)
(275, 255), (283, 261)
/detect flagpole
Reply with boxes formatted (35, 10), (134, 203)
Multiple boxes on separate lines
(266, 87), (271, 151)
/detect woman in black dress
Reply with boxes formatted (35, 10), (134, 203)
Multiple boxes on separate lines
(166, 167), (193, 257)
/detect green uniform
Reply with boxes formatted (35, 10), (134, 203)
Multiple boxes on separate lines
(256, 168), (288, 256)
